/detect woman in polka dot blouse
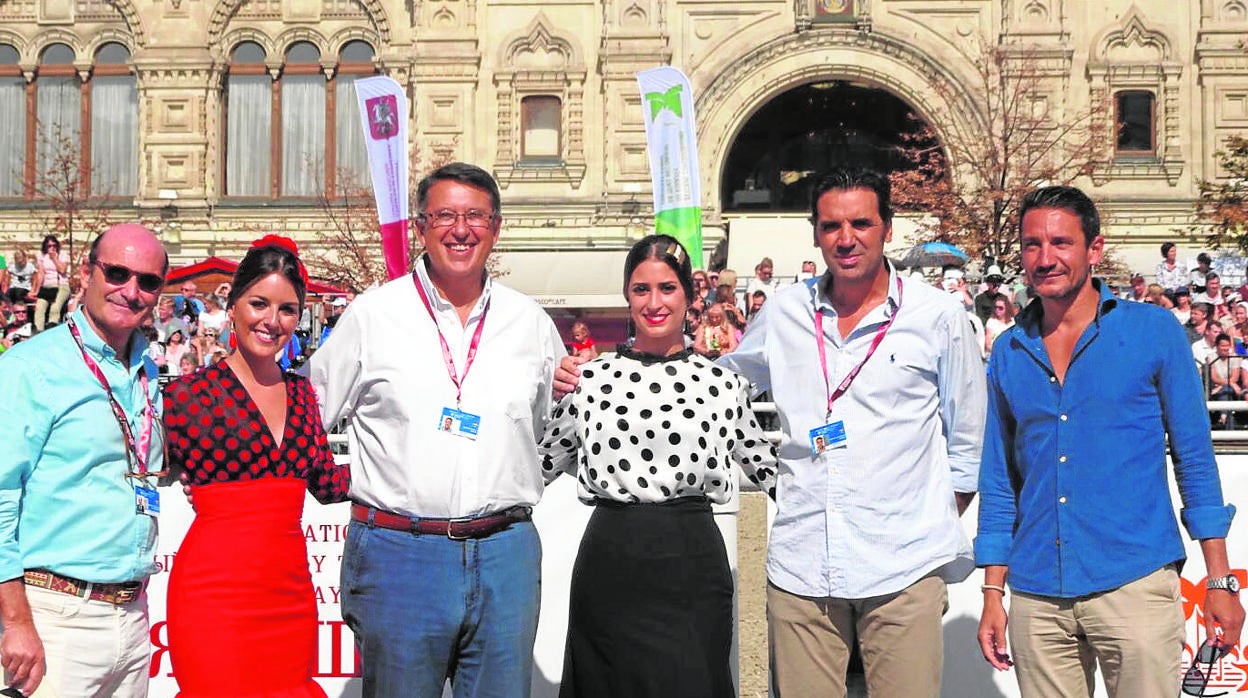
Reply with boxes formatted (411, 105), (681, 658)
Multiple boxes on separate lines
(161, 238), (349, 697)
(540, 234), (778, 698)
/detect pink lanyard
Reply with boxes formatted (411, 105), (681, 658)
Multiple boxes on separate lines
(814, 275), (903, 419)
(66, 317), (154, 475)
(413, 273), (490, 407)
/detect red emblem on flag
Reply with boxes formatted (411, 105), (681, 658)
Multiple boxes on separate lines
(365, 95), (398, 140)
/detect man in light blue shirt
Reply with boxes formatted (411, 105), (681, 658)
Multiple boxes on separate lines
(976, 186), (1244, 697)
(0, 223), (168, 698)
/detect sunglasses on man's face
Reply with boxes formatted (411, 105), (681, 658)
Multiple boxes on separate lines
(94, 261), (164, 294)
(1183, 637), (1231, 697)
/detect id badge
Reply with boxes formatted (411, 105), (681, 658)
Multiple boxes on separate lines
(438, 406), (481, 441)
(809, 420), (847, 457)
(134, 483), (160, 517)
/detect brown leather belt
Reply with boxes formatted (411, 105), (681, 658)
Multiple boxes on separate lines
(23, 569), (143, 605)
(351, 503), (531, 540)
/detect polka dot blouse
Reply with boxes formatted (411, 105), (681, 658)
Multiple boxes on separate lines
(540, 347), (778, 504)
(162, 363), (350, 503)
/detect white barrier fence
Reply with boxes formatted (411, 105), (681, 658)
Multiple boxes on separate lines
(143, 403), (1248, 697)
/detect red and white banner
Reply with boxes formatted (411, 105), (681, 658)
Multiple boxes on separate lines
(354, 75), (410, 281)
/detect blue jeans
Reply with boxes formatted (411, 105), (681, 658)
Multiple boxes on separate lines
(341, 519), (542, 698)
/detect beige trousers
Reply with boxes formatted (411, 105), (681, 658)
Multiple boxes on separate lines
(1008, 566), (1185, 698)
(767, 575), (948, 698)
(0, 584), (151, 698)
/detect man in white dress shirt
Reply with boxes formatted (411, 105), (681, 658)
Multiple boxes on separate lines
(309, 163), (565, 698)
(556, 165), (985, 698)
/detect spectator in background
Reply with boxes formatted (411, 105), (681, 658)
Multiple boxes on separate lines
(794, 260), (817, 283)
(163, 329), (191, 373)
(1191, 252), (1213, 292)
(569, 321), (599, 360)
(32, 234), (71, 332)
(717, 269), (739, 311)
(984, 297), (1015, 358)
(1145, 283), (1174, 309)
(693, 303), (738, 359)
(746, 256), (779, 300)
(174, 280), (204, 327)
(973, 265), (1008, 324)
(178, 353), (198, 376)
(1230, 303), (1248, 353)
(153, 297), (189, 343)
(692, 270), (714, 307)
(198, 295), (228, 335)
(1188, 301), (1213, 344)
(747, 290), (767, 321)
(6, 249), (34, 306)
(319, 296), (348, 346)
(1155, 242), (1188, 292)
(1194, 319), (1222, 364)
(1123, 273), (1148, 302)
(942, 267), (975, 311)
(2, 304), (31, 347)
(1209, 333), (1245, 430)
(1194, 271), (1228, 320)
(1172, 287), (1192, 326)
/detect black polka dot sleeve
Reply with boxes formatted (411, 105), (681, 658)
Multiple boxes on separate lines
(732, 381), (778, 500)
(539, 396), (581, 484)
(539, 348), (777, 504)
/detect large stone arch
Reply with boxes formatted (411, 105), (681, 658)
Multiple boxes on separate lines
(695, 28), (984, 214)
(105, 0), (145, 47)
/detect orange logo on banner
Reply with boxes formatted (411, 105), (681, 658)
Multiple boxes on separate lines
(1181, 572), (1248, 694)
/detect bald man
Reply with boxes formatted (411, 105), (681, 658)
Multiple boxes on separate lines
(0, 224), (169, 697)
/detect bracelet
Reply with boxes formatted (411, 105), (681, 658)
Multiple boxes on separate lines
(981, 584), (1007, 595)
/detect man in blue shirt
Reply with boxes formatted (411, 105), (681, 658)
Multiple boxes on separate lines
(0, 224), (167, 697)
(975, 186), (1244, 697)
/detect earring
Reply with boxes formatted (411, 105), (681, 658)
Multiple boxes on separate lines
(626, 317), (636, 340)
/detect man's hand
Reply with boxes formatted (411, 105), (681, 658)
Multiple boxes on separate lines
(977, 593), (1013, 671)
(955, 491), (976, 516)
(553, 354), (588, 400)
(0, 620), (44, 696)
(1205, 588), (1245, 649)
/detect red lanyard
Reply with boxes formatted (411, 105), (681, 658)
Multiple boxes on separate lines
(413, 273), (490, 407)
(66, 317), (154, 475)
(814, 275), (903, 418)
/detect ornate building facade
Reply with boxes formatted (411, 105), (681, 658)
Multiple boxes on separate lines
(0, 0), (1244, 302)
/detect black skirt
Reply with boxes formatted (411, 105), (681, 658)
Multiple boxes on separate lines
(559, 496), (734, 698)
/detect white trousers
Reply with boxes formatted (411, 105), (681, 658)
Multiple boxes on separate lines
(1, 584), (150, 698)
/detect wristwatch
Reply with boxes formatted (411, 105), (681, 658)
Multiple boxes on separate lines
(1207, 574), (1241, 594)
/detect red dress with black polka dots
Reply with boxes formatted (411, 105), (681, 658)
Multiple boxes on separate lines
(162, 363), (349, 697)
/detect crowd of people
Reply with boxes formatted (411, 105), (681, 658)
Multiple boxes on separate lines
(0, 161), (1240, 698)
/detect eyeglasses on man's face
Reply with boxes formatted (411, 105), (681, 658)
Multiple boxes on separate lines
(94, 261), (164, 294)
(1182, 637), (1231, 697)
(420, 209), (496, 229)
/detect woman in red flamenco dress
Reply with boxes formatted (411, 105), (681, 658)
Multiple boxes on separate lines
(162, 237), (349, 697)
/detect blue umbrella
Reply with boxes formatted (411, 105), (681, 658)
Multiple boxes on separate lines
(898, 241), (969, 269)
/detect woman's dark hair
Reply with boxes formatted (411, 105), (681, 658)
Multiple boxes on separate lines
(1160, 242), (1176, 257)
(227, 244), (307, 309)
(41, 234), (59, 252)
(622, 234), (695, 303)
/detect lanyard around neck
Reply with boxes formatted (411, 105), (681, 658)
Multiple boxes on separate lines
(413, 273), (490, 407)
(66, 317), (154, 475)
(814, 274), (903, 419)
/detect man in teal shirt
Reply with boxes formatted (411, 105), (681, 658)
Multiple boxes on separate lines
(0, 224), (168, 698)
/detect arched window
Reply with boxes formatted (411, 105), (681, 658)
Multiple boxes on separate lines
(223, 39), (378, 199)
(89, 42), (138, 195)
(0, 44), (24, 197)
(0, 41), (138, 200)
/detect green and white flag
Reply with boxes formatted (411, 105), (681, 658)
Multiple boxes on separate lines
(637, 67), (703, 267)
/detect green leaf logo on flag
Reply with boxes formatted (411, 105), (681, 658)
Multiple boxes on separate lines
(645, 85), (684, 119)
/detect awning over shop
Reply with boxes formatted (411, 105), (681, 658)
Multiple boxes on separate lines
(164, 256), (346, 296)
(496, 249), (629, 310)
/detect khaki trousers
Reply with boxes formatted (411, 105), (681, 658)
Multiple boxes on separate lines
(1008, 566), (1185, 698)
(0, 584), (151, 698)
(767, 575), (948, 698)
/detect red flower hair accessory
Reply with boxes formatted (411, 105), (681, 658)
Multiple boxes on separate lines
(251, 234), (308, 285)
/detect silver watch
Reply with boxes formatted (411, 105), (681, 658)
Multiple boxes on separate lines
(1207, 574), (1240, 594)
